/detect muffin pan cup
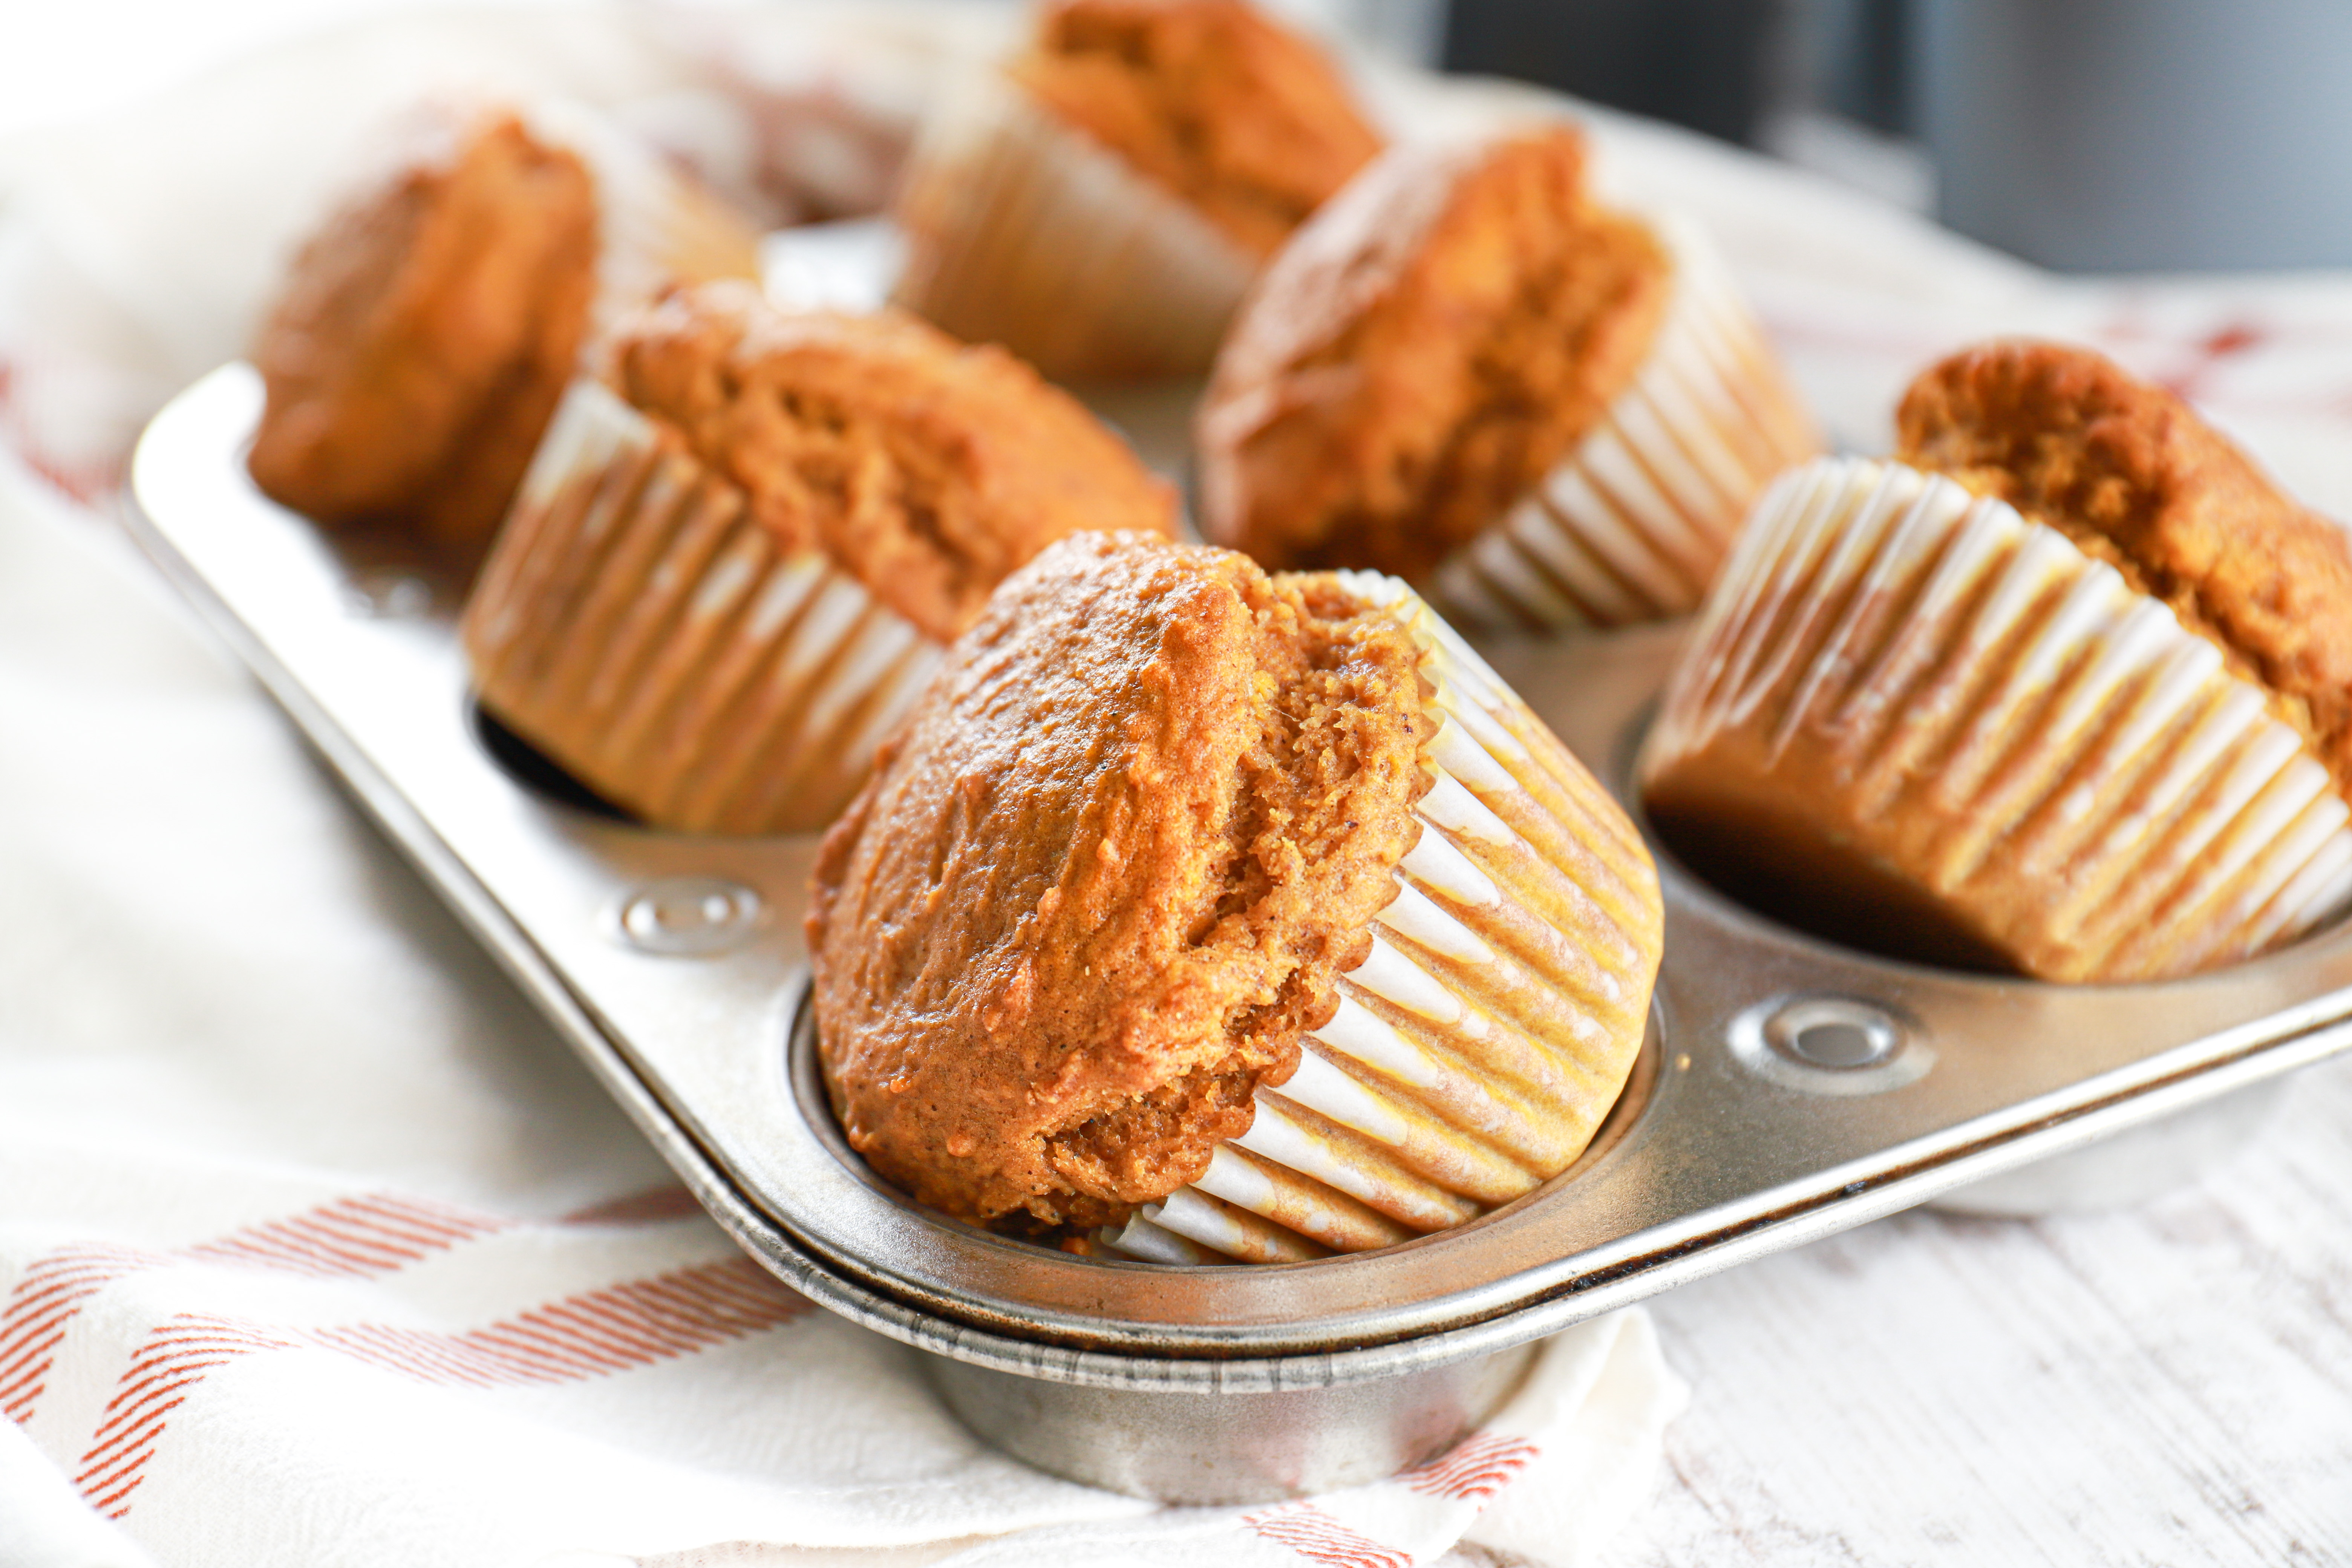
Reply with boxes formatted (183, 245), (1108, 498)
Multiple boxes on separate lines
(1640, 455), (2352, 980)
(890, 68), (1256, 381)
(1427, 212), (1822, 632)
(130, 364), (2352, 1504)
(464, 378), (943, 834)
(1104, 575), (1663, 1263)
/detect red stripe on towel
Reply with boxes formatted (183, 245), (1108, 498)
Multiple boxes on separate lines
(560, 1186), (706, 1226)
(1402, 1431), (1540, 1503)
(0, 1196), (502, 1425)
(0, 1185), (706, 1426)
(1243, 1502), (1414, 1568)
(74, 1256), (806, 1519)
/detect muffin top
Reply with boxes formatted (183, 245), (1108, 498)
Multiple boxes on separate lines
(1196, 124), (1671, 583)
(613, 283), (1179, 642)
(247, 107), (602, 564)
(1011, 0), (1383, 260)
(807, 531), (1430, 1228)
(1898, 341), (2352, 793)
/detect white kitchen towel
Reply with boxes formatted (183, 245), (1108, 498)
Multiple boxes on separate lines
(0, 445), (1684, 1567)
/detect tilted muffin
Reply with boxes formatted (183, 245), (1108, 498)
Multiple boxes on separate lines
(464, 281), (1179, 835)
(248, 101), (761, 575)
(1900, 341), (2352, 788)
(809, 531), (1663, 1263)
(891, 0), (1382, 380)
(1196, 122), (1820, 630)
(1011, 0), (1382, 260)
(1640, 340), (2352, 981)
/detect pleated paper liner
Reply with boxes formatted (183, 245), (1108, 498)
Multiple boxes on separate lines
(463, 379), (942, 836)
(1638, 455), (2352, 982)
(1100, 576), (1665, 1264)
(521, 98), (764, 345)
(1427, 212), (1821, 633)
(889, 68), (1256, 381)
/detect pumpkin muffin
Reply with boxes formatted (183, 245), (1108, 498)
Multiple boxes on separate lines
(1899, 341), (2352, 792)
(463, 281), (1179, 836)
(1640, 341), (2352, 982)
(1196, 122), (1820, 630)
(248, 101), (760, 576)
(891, 0), (1382, 380)
(809, 531), (1663, 1262)
(1011, 0), (1384, 260)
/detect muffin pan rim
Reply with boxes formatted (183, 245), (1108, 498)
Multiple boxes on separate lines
(124, 363), (2352, 1387)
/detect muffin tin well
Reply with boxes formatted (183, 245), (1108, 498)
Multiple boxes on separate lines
(126, 363), (2352, 1502)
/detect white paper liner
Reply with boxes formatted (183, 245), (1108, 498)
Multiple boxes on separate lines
(1428, 213), (1821, 632)
(519, 98), (763, 351)
(889, 68), (1256, 380)
(1106, 578), (1663, 1265)
(1639, 455), (2352, 981)
(463, 379), (942, 835)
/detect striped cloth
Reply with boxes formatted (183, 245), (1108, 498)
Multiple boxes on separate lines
(0, 404), (1684, 1564)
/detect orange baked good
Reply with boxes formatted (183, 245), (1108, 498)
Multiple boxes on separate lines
(1897, 341), (2352, 793)
(1640, 341), (2352, 982)
(808, 532), (1663, 1259)
(248, 110), (598, 568)
(462, 282), (1179, 835)
(1197, 122), (1819, 629)
(810, 533), (1427, 1227)
(1011, 0), (1383, 261)
(248, 102), (760, 576)
(891, 0), (1381, 380)
(1199, 125), (1666, 582)
(609, 284), (1179, 641)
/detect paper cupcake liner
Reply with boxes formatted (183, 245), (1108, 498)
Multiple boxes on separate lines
(1428, 213), (1821, 632)
(1638, 455), (2352, 981)
(1104, 579), (1663, 1263)
(463, 379), (942, 836)
(521, 99), (763, 350)
(889, 69), (1256, 381)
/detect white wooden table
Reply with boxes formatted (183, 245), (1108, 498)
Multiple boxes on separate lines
(1599, 1055), (2352, 1565)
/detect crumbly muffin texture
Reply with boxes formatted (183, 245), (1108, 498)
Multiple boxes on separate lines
(248, 109), (600, 565)
(1011, 0), (1383, 260)
(806, 532), (1431, 1228)
(613, 282), (1178, 643)
(1898, 341), (2352, 795)
(1197, 124), (1671, 583)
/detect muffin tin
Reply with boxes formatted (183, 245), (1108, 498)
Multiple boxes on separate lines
(128, 363), (2352, 1503)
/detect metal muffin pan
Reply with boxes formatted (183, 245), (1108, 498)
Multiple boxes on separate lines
(127, 364), (2352, 1502)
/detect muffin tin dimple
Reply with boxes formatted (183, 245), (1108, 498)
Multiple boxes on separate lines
(127, 363), (2352, 1503)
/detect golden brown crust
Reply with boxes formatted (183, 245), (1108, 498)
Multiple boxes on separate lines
(1011, 0), (1382, 260)
(1196, 124), (1672, 584)
(1897, 340), (2352, 795)
(612, 282), (1179, 643)
(807, 532), (1430, 1228)
(247, 109), (600, 570)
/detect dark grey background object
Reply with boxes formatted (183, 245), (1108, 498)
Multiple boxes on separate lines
(1443, 0), (1781, 145)
(1442, 0), (2352, 271)
(1914, 0), (2352, 271)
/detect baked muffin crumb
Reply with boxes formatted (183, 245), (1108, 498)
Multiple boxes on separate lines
(808, 532), (1430, 1227)
(612, 282), (1178, 641)
(248, 108), (599, 566)
(1199, 124), (1671, 583)
(1011, 0), (1382, 259)
(1898, 341), (2352, 795)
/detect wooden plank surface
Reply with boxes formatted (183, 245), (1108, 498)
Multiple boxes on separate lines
(1602, 1055), (2352, 1565)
